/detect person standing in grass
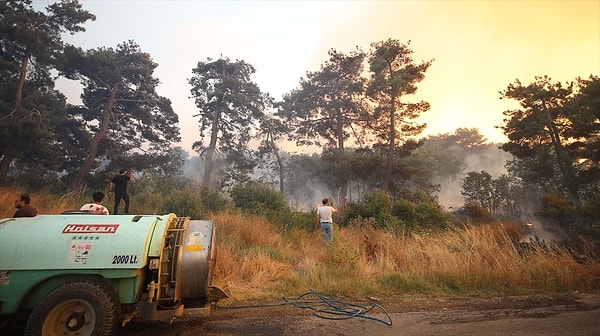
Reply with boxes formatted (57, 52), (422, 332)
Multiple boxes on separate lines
(108, 168), (133, 215)
(316, 198), (337, 249)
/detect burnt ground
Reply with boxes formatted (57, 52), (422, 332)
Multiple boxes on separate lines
(2, 293), (600, 335)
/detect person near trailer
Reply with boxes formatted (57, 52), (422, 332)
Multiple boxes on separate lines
(80, 191), (110, 215)
(108, 168), (133, 215)
(13, 193), (37, 218)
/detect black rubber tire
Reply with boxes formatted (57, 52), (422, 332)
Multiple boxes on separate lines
(24, 279), (121, 336)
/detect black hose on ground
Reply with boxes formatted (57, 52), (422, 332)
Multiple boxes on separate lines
(216, 290), (393, 326)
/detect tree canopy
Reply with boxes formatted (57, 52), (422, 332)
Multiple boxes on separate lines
(189, 56), (269, 187)
(499, 75), (600, 204)
(279, 48), (368, 201)
(366, 39), (433, 193)
(60, 40), (181, 187)
(0, 0), (95, 184)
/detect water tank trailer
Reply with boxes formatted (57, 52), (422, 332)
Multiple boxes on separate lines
(0, 213), (229, 335)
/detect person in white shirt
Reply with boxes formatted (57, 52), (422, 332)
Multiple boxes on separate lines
(316, 198), (338, 249)
(80, 191), (110, 215)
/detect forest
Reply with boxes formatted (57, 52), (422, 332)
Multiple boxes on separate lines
(1, 0), (599, 240)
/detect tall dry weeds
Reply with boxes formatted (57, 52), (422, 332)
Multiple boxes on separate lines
(213, 213), (600, 303)
(0, 187), (81, 217)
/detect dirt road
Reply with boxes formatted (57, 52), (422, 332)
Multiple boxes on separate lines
(118, 293), (600, 336)
(2, 293), (599, 335)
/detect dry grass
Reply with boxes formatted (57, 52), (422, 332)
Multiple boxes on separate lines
(0, 187), (81, 217)
(0, 187), (157, 217)
(3, 187), (598, 303)
(213, 213), (600, 303)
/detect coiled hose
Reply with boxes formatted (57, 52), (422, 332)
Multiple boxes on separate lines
(217, 290), (393, 326)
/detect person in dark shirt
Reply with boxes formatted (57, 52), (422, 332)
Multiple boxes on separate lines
(108, 168), (133, 215)
(14, 193), (37, 218)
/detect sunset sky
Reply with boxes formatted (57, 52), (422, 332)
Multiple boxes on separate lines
(47, 0), (600, 154)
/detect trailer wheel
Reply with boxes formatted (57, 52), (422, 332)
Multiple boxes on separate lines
(24, 279), (121, 336)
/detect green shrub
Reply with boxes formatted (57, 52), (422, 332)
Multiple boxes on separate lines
(230, 182), (288, 213)
(344, 190), (395, 229)
(197, 186), (229, 212)
(538, 193), (576, 228)
(130, 174), (193, 213)
(159, 188), (207, 218)
(415, 201), (452, 229)
(391, 199), (417, 228)
(390, 190), (451, 231)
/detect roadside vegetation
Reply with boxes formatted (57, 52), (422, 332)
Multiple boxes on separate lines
(213, 212), (600, 302)
(3, 186), (598, 304)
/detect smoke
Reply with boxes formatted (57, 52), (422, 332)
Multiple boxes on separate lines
(435, 144), (513, 209)
(180, 140), (516, 213)
(517, 205), (572, 244)
(520, 220), (561, 243)
(182, 156), (205, 183)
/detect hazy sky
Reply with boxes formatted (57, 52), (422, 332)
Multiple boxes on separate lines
(46, 0), (600, 154)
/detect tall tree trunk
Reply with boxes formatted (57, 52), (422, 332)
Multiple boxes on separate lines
(203, 111), (221, 186)
(383, 63), (397, 195)
(383, 100), (396, 195)
(15, 47), (29, 108)
(267, 133), (285, 194)
(335, 109), (348, 206)
(0, 48), (30, 184)
(544, 109), (580, 204)
(71, 84), (119, 189)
